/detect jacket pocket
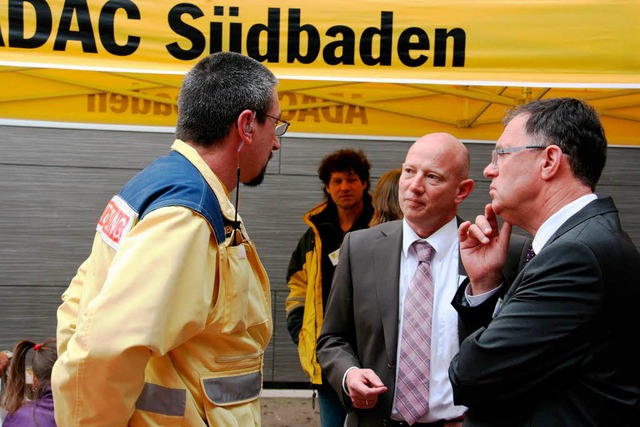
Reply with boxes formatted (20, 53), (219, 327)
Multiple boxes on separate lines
(219, 242), (270, 334)
(199, 364), (262, 426)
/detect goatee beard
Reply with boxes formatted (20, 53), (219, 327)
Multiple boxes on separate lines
(242, 152), (273, 187)
(243, 168), (266, 187)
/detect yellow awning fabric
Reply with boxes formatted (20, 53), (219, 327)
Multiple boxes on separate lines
(1, 1), (639, 144)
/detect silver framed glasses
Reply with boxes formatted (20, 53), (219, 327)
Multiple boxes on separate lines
(264, 113), (290, 137)
(490, 145), (546, 168)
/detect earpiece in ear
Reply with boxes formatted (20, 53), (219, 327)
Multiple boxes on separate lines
(245, 125), (252, 133)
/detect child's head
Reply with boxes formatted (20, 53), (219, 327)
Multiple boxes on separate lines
(30, 338), (57, 390)
(1, 338), (57, 414)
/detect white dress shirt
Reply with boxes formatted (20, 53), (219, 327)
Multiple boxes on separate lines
(391, 217), (467, 422)
(532, 193), (597, 253)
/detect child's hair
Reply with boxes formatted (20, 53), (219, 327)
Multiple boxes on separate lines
(1, 337), (57, 414)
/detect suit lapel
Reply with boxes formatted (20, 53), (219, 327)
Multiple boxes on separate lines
(373, 221), (403, 365)
(454, 216), (468, 276)
(505, 198), (614, 303)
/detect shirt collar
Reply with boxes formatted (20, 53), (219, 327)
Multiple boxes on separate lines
(533, 193), (597, 253)
(402, 216), (458, 259)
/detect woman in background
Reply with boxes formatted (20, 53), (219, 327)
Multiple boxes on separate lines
(1, 338), (57, 427)
(370, 168), (403, 226)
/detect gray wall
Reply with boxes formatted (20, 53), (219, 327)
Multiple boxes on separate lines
(1, 124), (638, 385)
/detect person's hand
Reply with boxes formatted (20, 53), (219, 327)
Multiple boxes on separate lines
(458, 203), (511, 294)
(345, 368), (388, 410)
(0, 351), (9, 375)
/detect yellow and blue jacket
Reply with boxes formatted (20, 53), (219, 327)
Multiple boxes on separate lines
(285, 197), (373, 385)
(53, 140), (272, 426)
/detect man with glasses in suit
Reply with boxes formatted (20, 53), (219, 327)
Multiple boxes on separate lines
(450, 98), (640, 426)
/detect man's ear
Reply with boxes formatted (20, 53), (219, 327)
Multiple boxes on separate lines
(456, 178), (475, 203)
(541, 145), (563, 181)
(238, 110), (255, 141)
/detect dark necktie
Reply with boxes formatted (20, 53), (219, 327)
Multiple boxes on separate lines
(395, 241), (435, 425)
(524, 243), (536, 264)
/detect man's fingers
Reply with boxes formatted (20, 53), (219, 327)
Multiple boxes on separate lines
(465, 217), (491, 244)
(458, 221), (472, 241)
(499, 220), (512, 247)
(473, 216), (493, 236)
(484, 203), (496, 221)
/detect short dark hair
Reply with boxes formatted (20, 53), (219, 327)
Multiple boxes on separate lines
(318, 149), (372, 196)
(504, 97), (607, 191)
(176, 52), (278, 147)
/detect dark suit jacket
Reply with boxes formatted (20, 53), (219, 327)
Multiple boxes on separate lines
(449, 197), (640, 426)
(317, 217), (529, 427)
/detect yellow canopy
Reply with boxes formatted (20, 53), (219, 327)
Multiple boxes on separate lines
(1, 0), (639, 144)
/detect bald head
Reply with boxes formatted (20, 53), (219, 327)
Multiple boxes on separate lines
(400, 132), (474, 237)
(406, 133), (470, 180)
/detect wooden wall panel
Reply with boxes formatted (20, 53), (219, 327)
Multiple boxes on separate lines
(0, 286), (60, 345)
(1, 125), (638, 385)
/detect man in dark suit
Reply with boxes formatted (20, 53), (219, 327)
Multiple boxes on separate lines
(450, 98), (640, 426)
(317, 133), (529, 427)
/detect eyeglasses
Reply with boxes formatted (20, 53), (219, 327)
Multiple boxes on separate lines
(490, 145), (546, 168)
(264, 113), (290, 137)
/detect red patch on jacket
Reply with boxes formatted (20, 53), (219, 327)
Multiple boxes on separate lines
(96, 195), (138, 249)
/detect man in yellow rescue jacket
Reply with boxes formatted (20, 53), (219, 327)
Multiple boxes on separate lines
(285, 149), (374, 427)
(51, 52), (288, 426)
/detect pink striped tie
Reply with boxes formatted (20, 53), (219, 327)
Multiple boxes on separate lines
(395, 241), (435, 425)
